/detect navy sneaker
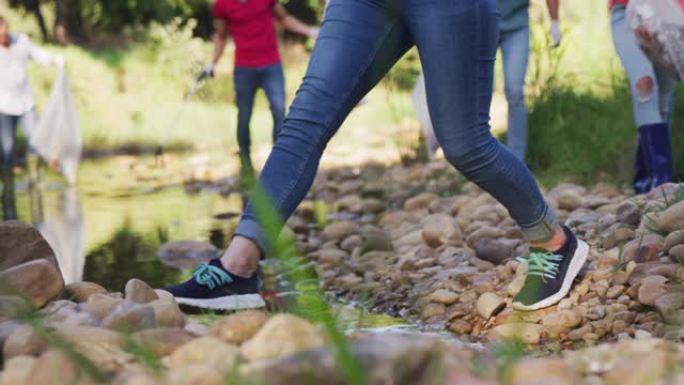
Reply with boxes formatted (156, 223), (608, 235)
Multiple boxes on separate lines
(512, 227), (588, 311)
(162, 259), (265, 310)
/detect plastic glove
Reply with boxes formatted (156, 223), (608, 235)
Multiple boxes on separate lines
(550, 20), (561, 48)
(199, 63), (215, 80)
(308, 27), (320, 39)
(54, 55), (66, 69)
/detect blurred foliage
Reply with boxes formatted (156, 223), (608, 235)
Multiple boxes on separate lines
(7, 0), (324, 42)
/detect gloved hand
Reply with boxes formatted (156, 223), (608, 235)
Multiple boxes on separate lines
(199, 63), (215, 80)
(308, 27), (320, 39)
(54, 55), (66, 69)
(550, 20), (561, 48)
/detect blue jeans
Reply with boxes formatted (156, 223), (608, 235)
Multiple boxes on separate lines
(234, 63), (286, 167)
(611, 5), (676, 126)
(499, 26), (529, 161)
(235, 0), (558, 254)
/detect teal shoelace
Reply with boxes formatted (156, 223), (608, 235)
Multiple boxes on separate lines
(516, 252), (564, 281)
(192, 263), (233, 290)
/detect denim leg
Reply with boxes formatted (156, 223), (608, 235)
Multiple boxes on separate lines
(234, 67), (260, 165)
(655, 65), (676, 125)
(611, 6), (665, 126)
(0, 114), (18, 220)
(407, 0), (556, 242)
(0, 114), (17, 166)
(235, 0), (412, 254)
(499, 26), (530, 161)
(19, 108), (40, 155)
(260, 63), (287, 143)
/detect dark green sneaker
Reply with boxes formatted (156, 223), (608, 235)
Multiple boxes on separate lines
(512, 227), (588, 311)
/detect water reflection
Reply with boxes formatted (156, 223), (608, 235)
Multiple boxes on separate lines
(83, 222), (183, 291)
(33, 187), (86, 284)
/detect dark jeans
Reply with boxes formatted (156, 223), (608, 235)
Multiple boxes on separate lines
(234, 63), (286, 176)
(235, 0), (558, 254)
(0, 113), (19, 220)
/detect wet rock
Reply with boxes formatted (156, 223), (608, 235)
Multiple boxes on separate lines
(3, 325), (46, 359)
(322, 221), (357, 241)
(209, 310), (268, 345)
(125, 279), (159, 304)
(508, 358), (575, 385)
(101, 302), (156, 331)
(0, 221), (60, 272)
(604, 350), (670, 385)
(166, 365), (224, 385)
(361, 229), (394, 252)
(421, 303), (446, 320)
(616, 200), (641, 226)
(476, 293), (505, 319)
(26, 349), (82, 385)
(448, 319), (473, 334)
(638, 275), (669, 306)
(84, 293), (123, 320)
(149, 299), (185, 327)
(0, 259), (64, 310)
(241, 314), (325, 362)
(0, 356), (36, 385)
(664, 230), (684, 251)
(542, 310), (582, 337)
(404, 193), (438, 211)
(654, 292), (684, 317)
(473, 238), (517, 265)
(429, 289), (459, 305)
(556, 191), (584, 211)
(421, 214), (461, 248)
(163, 337), (241, 374)
(669, 244), (684, 261)
(488, 323), (543, 344)
(318, 248), (347, 268)
(63, 281), (107, 302)
(656, 200), (684, 233)
(132, 327), (194, 357)
(622, 234), (664, 263)
(157, 240), (219, 269)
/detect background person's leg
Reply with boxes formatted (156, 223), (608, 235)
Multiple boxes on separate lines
(234, 67), (260, 190)
(500, 26), (530, 161)
(261, 63), (287, 143)
(0, 114), (18, 220)
(19, 109), (43, 184)
(408, 0), (556, 242)
(611, 5), (673, 191)
(231, 0), (413, 257)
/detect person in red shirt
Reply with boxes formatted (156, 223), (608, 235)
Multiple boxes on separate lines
(203, 0), (318, 187)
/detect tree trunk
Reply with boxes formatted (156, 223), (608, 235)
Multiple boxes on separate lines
(54, 0), (86, 44)
(27, 0), (50, 42)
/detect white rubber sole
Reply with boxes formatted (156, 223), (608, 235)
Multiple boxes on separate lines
(175, 294), (266, 311)
(512, 240), (589, 311)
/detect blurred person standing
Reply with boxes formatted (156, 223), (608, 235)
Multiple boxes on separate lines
(202, 0), (319, 189)
(0, 15), (64, 220)
(610, 0), (676, 193)
(498, 0), (560, 160)
(413, 0), (561, 161)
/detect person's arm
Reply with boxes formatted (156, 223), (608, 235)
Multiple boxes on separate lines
(546, 0), (561, 47)
(26, 36), (64, 68)
(272, 3), (319, 38)
(203, 18), (229, 78)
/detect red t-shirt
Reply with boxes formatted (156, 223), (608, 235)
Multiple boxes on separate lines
(213, 0), (281, 68)
(609, 0), (629, 8)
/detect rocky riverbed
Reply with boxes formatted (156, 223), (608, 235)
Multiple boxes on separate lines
(3, 158), (684, 384)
